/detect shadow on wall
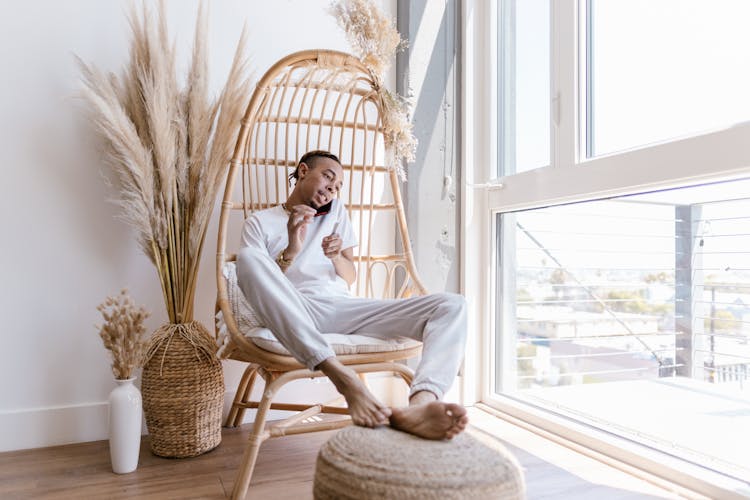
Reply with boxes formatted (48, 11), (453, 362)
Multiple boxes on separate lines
(398, 0), (460, 293)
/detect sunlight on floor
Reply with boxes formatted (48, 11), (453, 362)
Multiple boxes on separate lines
(467, 407), (691, 499)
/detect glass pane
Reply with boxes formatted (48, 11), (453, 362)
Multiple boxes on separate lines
(588, 0), (750, 157)
(495, 177), (750, 479)
(498, 0), (550, 175)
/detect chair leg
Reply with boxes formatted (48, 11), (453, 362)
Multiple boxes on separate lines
(231, 372), (276, 500)
(225, 364), (259, 428)
(393, 364), (415, 386)
(231, 430), (267, 500)
(234, 367), (260, 427)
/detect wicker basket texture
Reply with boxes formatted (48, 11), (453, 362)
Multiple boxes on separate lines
(314, 426), (526, 500)
(141, 321), (224, 458)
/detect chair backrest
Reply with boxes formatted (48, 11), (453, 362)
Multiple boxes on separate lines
(217, 50), (426, 316)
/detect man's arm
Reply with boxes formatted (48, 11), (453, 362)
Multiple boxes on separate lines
(277, 204), (316, 273)
(331, 246), (356, 285)
(240, 214), (267, 252)
(322, 231), (356, 285)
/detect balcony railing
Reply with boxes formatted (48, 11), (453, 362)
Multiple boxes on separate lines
(509, 198), (750, 390)
(499, 191), (750, 479)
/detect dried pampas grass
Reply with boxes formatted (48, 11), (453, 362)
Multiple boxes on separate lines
(329, 0), (416, 179)
(328, 0), (404, 77)
(96, 290), (150, 380)
(380, 89), (418, 178)
(78, 1), (252, 323)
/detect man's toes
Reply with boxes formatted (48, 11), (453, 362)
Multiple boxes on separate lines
(445, 403), (466, 417)
(354, 410), (373, 427)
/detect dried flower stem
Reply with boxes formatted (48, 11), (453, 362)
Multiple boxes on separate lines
(96, 290), (150, 380)
(329, 0), (417, 179)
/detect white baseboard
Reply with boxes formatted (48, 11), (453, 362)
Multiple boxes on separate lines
(0, 402), (113, 453)
(0, 392), (268, 453)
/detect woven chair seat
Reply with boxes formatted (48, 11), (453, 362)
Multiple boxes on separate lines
(216, 312), (422, 358)
(314, 426), (526, 500)
(249, 329), (422, 356)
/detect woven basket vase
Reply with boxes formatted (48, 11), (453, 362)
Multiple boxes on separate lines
(141, 321), (224, 457)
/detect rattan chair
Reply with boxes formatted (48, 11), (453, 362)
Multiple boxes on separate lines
(216, 50), (428, 499)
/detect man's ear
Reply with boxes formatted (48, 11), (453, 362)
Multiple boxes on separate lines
(297, 162), (310, 179)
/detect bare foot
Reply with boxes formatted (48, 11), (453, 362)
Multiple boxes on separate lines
(317, 358), (391, 428)
(389, 402), (469, 440)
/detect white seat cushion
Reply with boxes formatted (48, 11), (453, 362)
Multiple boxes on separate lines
(217, 262), (421, 358)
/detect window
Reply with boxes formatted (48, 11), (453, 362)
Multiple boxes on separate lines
(497, 0), (550, 175)
(464, 0), (750, 495)
(495, 178), (750, 479)
(586, 0), (750, 157)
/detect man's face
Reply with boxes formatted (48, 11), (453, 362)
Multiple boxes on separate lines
(296, 157), (344, 208)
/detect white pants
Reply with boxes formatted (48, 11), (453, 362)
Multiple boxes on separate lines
(237, 246), (467, 399)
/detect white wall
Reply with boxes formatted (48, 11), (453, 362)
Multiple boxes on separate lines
(0, 0), (394, 452)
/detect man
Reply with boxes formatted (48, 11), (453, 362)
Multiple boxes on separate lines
(236, 150), (468, 439)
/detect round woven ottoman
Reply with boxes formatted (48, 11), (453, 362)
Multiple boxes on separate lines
(314, 426), (525, 499)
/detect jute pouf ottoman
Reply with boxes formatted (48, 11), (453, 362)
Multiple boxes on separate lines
(314, 426), (525, 499)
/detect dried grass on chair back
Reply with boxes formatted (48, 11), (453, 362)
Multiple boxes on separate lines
(142, 321), (224, 458)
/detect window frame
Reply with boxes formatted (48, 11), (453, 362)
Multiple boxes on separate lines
(460, 0), (750, 496)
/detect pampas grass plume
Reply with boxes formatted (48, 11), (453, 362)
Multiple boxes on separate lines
(79, 1), (253, 323)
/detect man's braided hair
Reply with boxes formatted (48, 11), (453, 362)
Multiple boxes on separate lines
(288, 150), (342, 185)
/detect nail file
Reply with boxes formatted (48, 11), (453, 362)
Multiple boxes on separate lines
(330, 222), (339, 236)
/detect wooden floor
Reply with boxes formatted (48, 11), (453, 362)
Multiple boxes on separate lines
(0, 414), (681, 499)
(0, 424), (326, 500)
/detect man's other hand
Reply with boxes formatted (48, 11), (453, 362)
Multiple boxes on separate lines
(322, 233), (343, 260)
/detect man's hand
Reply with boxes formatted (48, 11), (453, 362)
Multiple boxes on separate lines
(322, 233), (343, 260)
(285, 204), (315, 259)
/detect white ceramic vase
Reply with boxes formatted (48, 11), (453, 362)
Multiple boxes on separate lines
(108, 377), (142, 474)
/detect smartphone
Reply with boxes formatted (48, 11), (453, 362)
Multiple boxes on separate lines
(315, 200), (333, 217)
